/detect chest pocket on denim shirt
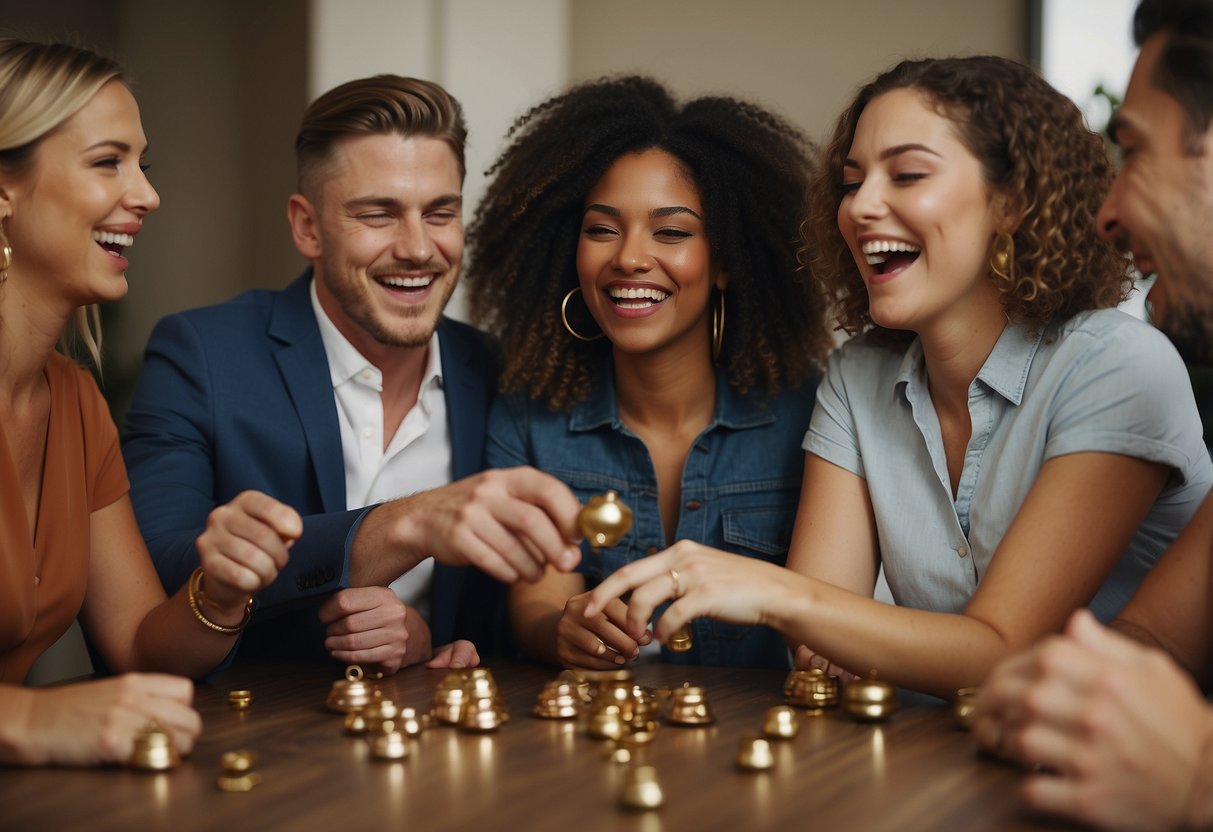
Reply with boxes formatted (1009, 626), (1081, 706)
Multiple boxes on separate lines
(721, 505), (796, 563)
(704, 505), (797, 662)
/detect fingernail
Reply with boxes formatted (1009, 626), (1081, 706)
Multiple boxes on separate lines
(614, 654), (626, 665)
(595, 641), (606, 656)
(630, 649), (640, 660)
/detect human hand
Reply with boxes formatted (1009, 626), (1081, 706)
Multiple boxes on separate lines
(582, 541), (790, 645)
(972, 609), (1213, 831)
(793, 645), (858, 682)
(195, 490), (303, 607)
(557, 592), (651, 669)
(319, 588), (430, 675)
(373, 467), (582, 583)
(18, 674), (199, 767)
(426, 640), (480, 669)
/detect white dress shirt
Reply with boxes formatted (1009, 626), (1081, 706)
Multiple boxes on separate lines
(310, 280), (452, 620)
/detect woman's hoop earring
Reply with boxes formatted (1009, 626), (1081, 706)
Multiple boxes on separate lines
(711, 290), (726, 366)
(0, 225), (11, 285)
(990, 231), (1015, 286)
(560, 287), (605, 342)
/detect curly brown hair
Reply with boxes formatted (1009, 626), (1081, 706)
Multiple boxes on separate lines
(805, 55), (1130, 346)
(465, 76), (829, 410)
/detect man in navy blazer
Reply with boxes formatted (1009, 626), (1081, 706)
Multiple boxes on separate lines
(123, 75), (583, 672)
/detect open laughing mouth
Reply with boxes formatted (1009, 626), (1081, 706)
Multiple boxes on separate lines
(862, 240), (921, 275)
(92, 230), (133, 258)
(376, 274), (435, 294)
(608, 286), (670, 309)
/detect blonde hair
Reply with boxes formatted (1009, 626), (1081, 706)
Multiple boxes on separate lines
(0, 39), (125, 369)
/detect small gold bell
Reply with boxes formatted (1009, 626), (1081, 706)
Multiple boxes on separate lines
(129, 722), (180, 772)
(842, 672), (898, 722)
(343, 708), (368, 735)
(736, 735), (775, 771)
(399, 707), (430, 738)
(665, 684), (715, 726)
(953, 687), (979, 731)
(227, 689), (253, 711)
(784, 668), (840, 712)
(368, 730), (409, 761)
(667, 624), (693, 653)
(762, 705), (800, 740)
(532, 679), (583, 719)
(579, 490), (633, 551)
(216, 749), (261, 791)
(610, 747), (632, 765)
(460, 696), (508, 733)
(362, 699), (400, 734)
(326, 665), (379, 714)
(587, 704), (625, 741)
(619, 765), (664, 810)
(432, 669), (474, 725)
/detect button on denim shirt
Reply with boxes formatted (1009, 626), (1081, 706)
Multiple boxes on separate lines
(487, 367), (817, 669)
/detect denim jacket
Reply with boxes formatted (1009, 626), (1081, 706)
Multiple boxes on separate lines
(486, 367), (817, 669)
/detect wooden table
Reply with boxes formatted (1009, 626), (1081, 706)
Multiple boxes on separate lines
(2, 660), (1075, 831)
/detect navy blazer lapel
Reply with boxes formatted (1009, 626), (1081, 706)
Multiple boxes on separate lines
(269, 272), (347, 514)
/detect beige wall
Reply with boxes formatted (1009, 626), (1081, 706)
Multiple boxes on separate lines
(571, 0), (1026, 145)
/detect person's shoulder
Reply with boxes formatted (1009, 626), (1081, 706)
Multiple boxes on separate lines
(438, 317), (501, 372)
(1058, 308), (1181, 360)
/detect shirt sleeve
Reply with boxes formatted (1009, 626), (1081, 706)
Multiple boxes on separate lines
(802, 344), (867, 479)
(1045, 317), (1206, 483)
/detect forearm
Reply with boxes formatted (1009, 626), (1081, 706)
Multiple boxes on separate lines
(1186, 711), (1213, 830)
(0, 685), (39, 765)
(347, 500), (430, 587)
(130, 589), (245, 678)
(510, 600), (564, 666)
(767, 576), (1018, 698)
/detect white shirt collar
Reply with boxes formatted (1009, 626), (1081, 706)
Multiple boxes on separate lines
(309, 276), (444, 392)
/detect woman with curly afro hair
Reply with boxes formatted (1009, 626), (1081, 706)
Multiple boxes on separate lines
(584, 56), (1212, 699)
(464, 76), (829, 669)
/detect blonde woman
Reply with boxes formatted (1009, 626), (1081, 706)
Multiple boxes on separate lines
(0, 40), (299, 766)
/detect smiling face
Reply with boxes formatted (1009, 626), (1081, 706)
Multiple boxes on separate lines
(2, 79), (159, 309)
(1097, 32), (1213, 361)
(576, 148), (722, 363)
(290, 133), (463, 361)
(837, 88), (1006, 337)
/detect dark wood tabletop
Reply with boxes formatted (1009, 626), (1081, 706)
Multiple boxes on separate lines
(2, 659), (1077, 831)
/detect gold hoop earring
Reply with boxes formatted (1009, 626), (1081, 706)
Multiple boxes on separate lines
(0, 226), (10, 285)
(560, 287), (605, 342)
(990, 231), (1014, 286)
(711, 290), (726, 366)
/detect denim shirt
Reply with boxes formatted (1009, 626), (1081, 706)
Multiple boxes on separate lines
(486, 367), (817, 669)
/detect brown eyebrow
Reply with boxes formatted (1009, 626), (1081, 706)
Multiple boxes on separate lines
(584, 203), (703, 221)
(843, 142), (944, 168)
(344, 194), (462, 211)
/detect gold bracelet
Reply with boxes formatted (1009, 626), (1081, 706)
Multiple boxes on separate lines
(187, 567), (252, 635)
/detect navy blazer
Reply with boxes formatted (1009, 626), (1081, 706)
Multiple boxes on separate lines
(122, 271), (506, 661)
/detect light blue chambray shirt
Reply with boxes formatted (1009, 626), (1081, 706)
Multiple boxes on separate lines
(804, 308), (1212, 622)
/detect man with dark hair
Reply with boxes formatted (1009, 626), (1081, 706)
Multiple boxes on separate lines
(123, 75), (582, 673)
(973, 2), (1213, 828)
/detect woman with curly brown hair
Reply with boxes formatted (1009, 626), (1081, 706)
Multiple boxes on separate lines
(585, 56), (1212, 698)
(464, 76), (828, 669)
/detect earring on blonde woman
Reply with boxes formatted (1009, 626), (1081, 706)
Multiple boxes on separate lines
(711, 290), (726, 366)
(989, 231), (1015, 286)
(560, 287), (605, 342)
(0, 226), (11, 285)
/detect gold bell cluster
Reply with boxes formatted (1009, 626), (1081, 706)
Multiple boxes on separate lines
(432, 668), (510, 732)
(129, 722), (180, 772)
